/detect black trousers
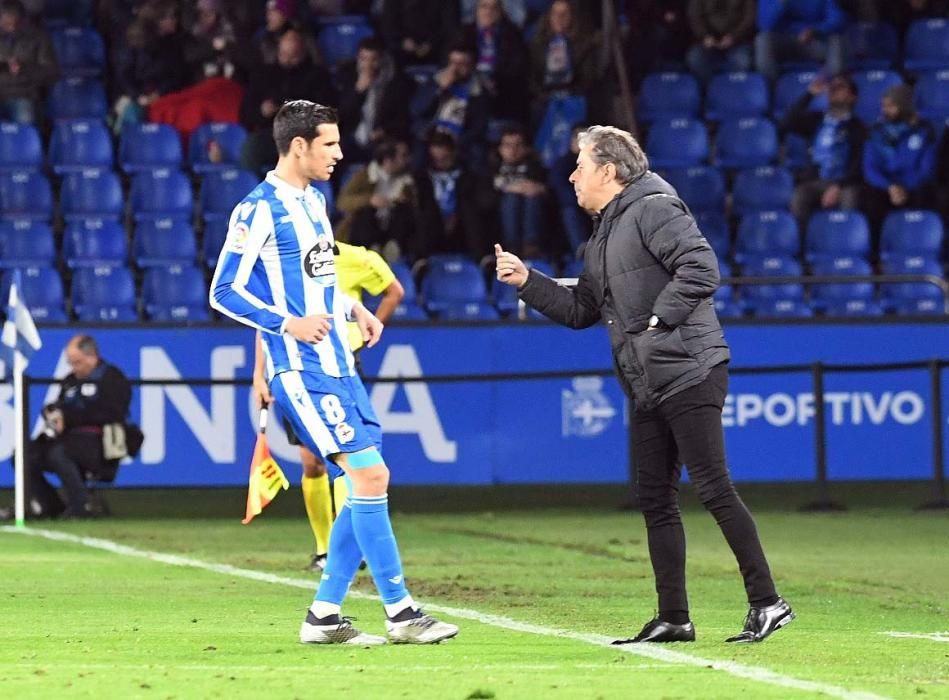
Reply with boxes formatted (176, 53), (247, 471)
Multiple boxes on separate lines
(632, 364), (777, 615)
(27, 433), (113, 516)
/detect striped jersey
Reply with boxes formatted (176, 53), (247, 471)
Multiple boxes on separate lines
(209, 171), (357, 379)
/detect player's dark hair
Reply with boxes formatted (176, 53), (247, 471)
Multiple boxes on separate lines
(372, 136), (407, 163)
(272, 100), (338, 156)
(357, 36), (385, 54)
(500, 123), (528, 143)
(427, 130), (458, 151)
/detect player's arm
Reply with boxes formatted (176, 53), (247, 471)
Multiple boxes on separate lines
(252, 330), (272, 409)
(374, 277), (404, 324)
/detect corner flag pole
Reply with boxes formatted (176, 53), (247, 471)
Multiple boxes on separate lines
(13, 349), (25, 528)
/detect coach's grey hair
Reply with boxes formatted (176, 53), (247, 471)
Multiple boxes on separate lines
(70, 334), (99, 357)
(577, 126), (649, 185)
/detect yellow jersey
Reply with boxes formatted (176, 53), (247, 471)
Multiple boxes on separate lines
(335, 241), (396, 351)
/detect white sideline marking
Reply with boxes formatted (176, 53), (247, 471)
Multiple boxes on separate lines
(883, 631), (949, 643)
(4, 526), (889, 700)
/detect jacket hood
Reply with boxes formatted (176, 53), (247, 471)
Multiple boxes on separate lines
(598, 171), (678, 227)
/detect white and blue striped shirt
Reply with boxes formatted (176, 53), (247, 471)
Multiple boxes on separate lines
(210, 171), (357, 379)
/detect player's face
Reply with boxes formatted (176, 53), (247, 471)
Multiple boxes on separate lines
(302, 123), (343, 181)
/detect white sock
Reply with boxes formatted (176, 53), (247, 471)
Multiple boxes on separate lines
(383, 595), (417, 619)
(309, 601), (341, 620)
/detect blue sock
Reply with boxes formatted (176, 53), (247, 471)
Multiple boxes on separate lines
(349, 494), (409, 605)
(313, 505), (363, 606)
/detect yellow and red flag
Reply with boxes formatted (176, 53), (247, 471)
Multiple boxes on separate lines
(242, 408), (290, 524)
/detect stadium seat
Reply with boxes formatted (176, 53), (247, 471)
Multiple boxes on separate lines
(646, 118), (708, 168)
(0, 220), (55, 268)
(133, 218), (198, 268)
(200, 169), (259, 226)
(492, 259), (554, 316)
(60, 169), (123, 220)
(696, 211), (731, 260)
(735, 210), (800, 263)
(0, 170), (53, 220)
(129, 168), (193, 221)
(48, 120), (113, 174)
(805, 210), (871, 263)
(740, 256), (810, 318)
(810, 257), (880, 317)
(188, 122), (247, 173)
(772, 71), (828, 120)
(41, 0), (94, 29)
(119, 123), (183, 173)
(880, 209), (944, 263)
(880, 257), (947, 316)
(1, 266), (67, 321)
(561, 258), (584, 278)
(662, 166), (725, 213)
(904, 18), (949, 71)
(62, 218), (128, 268)
(638, 72), (701, 123)
(71, 265), (138, 322)
(705, 71), (769, 121)
(317, 15), (374, 66)
(51, 26), (105, 77)
(420, 255), (488, 314)
(846, 22), (899, 70)
(782, 132), (811, 173)
(202, 224), (227, 269)
(714, 260), (743, 319)
(47, 78), (108, 121)
(390, 302), (429, 320)
(714, 117), (778, 169)
(732, 166), (793, 216)
(439, 301), (500, 321)
(142, 265), (210, 321)
(0, 123), (42, 172)
(915, 70), (949, 122)
(853, 70), (903, 124)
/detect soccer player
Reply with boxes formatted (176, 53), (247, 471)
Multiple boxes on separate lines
(210, 100), (457, 645)
(251, 241), (405, 572)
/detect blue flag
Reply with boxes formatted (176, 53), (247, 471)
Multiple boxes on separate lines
(0, 270), (42, 380)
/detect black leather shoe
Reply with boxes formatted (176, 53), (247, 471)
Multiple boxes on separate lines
(726, 597), (795, 643)
(612, 618), (696, 644)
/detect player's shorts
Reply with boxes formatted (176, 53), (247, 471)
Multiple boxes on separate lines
(270, 370), (382, 471)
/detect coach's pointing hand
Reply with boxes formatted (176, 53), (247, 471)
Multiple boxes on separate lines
(285, 314), (334, 343)
(495, 244), (529, 288)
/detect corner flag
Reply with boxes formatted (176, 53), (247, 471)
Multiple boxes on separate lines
(0, 270), (42, 379)
(242, 407), (290, 524)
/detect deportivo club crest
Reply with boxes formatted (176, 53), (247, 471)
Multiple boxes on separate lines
(562, 376), (616, 437)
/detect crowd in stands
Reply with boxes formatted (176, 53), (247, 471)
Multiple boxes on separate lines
(0, 0), (948, 322)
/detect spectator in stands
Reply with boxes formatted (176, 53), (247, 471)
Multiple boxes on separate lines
(380, 0), (460, 67)
(415, 39), (490, 168)
(243, 0), (320, 69)
(0, 0), (57, 125)
(487, 124), (548, 258)
(625, 0), (690, 85)
(548, 123), (591, 258)
(529, 0), (599, 117)
(862, 84), (938, 228)
(454, 0), (529, 123)
(461, 0), (528, 27)
(782, 73), (865, 225)
(336, 137), (420, 262)
(239, 28), (337, 174)
(685, 0), (756, 83)
(184, 0), (241, 82)
(755, 0), (847, 82)
(879, 0), (949, 35)
(337, 37), (411, 162)
(414, 131), (487, 261)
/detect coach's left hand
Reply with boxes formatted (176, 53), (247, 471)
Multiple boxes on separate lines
(354, 304), (384, 348)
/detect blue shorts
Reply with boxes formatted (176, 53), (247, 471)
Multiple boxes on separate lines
(271, 371), (382, 473)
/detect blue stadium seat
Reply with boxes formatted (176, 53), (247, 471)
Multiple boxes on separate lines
(705, 72), (769, 121)
(142, 265), (210, 321)
(439, 301), (500, 321)
(810, 257), (880, 317)
(0, 220), (55, 268)
(696, 211), (731, 260)
(188, 122), (247, 173)
(492, 259), (554, 316)
(119, 123), (183, 173)
(638, 72), (701, 123)
(317, 15), (374, 66)
(735, 210), (799, 263)
(805, 210), (871, 263)
(772, 71), (827, 120)
(904, 18), (949, 71)
(732, 166), (793, 216)
(853, 70), (903, 124)
(51, 26), (105, 77)
(47, 78), (107, 121)
(60, 169), (123, 220)
(129, 168), (193, 221)
(714, 117), (778, 169)
(133, 218), (198, 268)
(915, 70), (949, 122)
(390, 302), (429, 320)
(1, 266), (67, 321)
(740, 256), (811, 318)
(0, 170), (52, 219)
(71, 265), (138, 322)
(714, 260), (743, 319)
(881, 257), (946, 315)
(420, 255), (488, 314)
(880, 209), (944, 263)
(846, 22), (899, 70)
(200, 169), (259, 226)
(646, 118), (708, 168)
(62, 218), (128, 269)
(561, 258), (584, 278)
(202, 224), (227, 269)
(0, 123), (42, 172)
(41, 0), (94, 29)
(782, 132), (811, 173)
(662, 166), (725, 213)
(48, 120), (113, 174)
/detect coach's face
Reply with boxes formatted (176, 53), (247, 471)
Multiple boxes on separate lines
(569, 144), (613, 213)
(301, 123), (343, 181)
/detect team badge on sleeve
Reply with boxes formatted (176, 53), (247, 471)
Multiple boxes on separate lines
(226, 222), (250, 252)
